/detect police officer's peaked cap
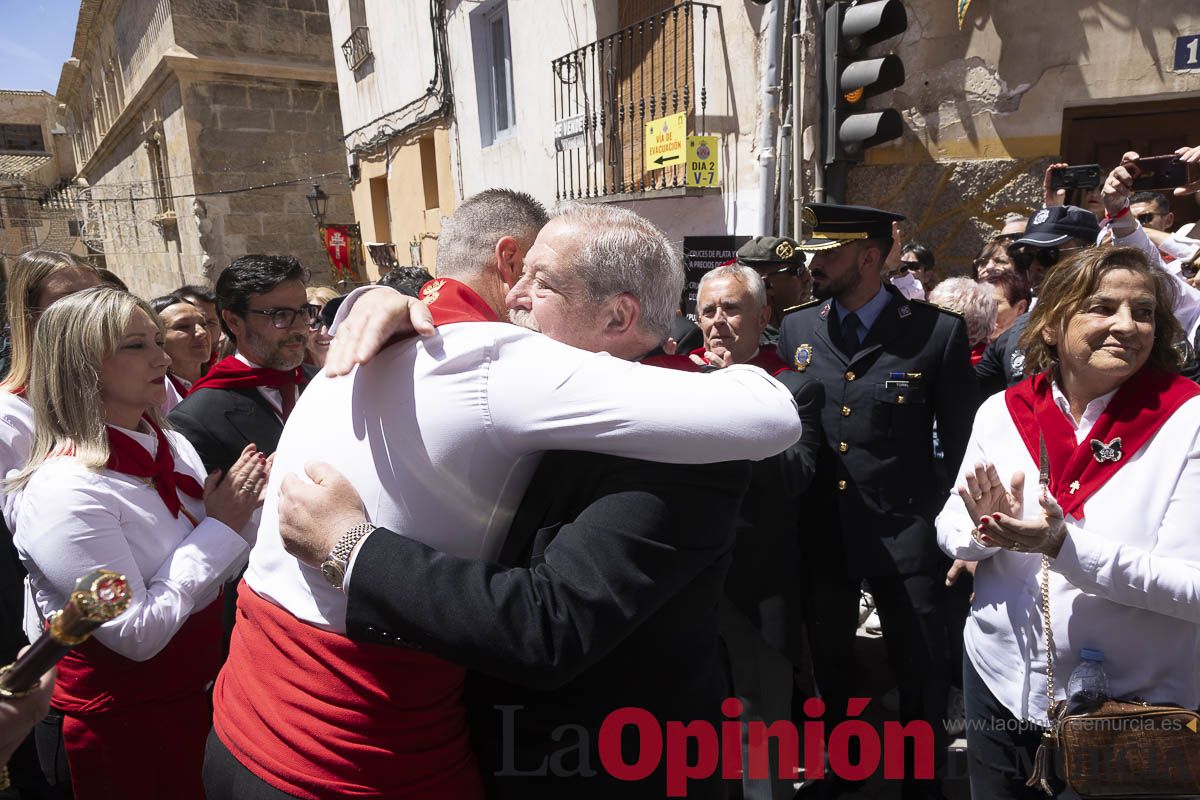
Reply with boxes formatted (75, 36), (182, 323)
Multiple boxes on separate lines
(798, 203), (905, 252)
(736, 236), (806, 267)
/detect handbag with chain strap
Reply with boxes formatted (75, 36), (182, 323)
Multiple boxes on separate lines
(1025, 435), (1200, 797)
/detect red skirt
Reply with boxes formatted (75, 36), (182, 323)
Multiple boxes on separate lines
(51, 598), (223, 800)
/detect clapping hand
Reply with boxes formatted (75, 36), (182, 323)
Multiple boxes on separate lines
(974, 485), (1067, 558)
(957, 462), (1024, 527)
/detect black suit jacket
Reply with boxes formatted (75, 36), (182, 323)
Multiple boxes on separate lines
(778, 285), (978, 577)
(724, 372), (822, 620)
(168, 366), (317, 472)
(347, 455), (750, 799)
(975, 312), (1030, 398)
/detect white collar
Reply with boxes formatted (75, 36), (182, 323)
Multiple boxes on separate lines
(1050, 378), (1119, 435)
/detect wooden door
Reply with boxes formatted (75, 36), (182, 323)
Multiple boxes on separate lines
(1062, 98), (1200, 228)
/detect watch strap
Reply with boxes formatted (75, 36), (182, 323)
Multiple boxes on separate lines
(329, 522), (376, 571)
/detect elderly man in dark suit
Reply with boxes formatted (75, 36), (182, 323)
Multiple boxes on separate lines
(778, 204), (978, 800)
(271, 206), (810, 800)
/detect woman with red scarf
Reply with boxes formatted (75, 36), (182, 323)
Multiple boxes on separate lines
(8, 287), (269, 799)
(149, 293), (212, 413)
(936, 247), (1200, 798)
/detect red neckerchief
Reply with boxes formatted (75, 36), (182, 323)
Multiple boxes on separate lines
(107, 417), (203, 522)
(642, 353), (701, 371)
(685, 344), (791, 376)
(419, 278), (501, 325)
(1004, 368), (1200, 519)
(167, 373), (190, 398)
(970, 340), (987, 366)
(188, 355), (306, 395)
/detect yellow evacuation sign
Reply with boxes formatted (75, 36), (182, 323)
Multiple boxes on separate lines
(644, 112), (687, 171)
(685, 135), (719, 187)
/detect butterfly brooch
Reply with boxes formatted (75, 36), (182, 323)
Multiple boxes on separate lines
(1089, 437), (1123, 464)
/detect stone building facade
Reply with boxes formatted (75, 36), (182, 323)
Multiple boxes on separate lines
(795, 0), (1200, 276)
(0, 90), (86, 261)
(57, 0), (352, 298)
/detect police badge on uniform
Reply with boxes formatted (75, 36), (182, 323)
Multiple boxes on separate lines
(1010, 349), (1026, 376)
(793, 344), (813, 372)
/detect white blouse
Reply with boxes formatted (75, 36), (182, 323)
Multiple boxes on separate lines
(14, 425), (249, 661)
(0, 391), (33, 526)
(937, 387), (1200, 724)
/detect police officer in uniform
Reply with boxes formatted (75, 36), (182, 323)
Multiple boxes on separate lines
(779, 204), (978, 799)
(735, 236), (812, 345)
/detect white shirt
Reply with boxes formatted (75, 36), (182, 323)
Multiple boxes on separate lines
(233, 352), (283, 417)
(0, 391), (34, 527)
(161, 375), (191, 415)
(937, 388), (1200, 724)
(14, 426), (249, 661)
(248, 320), (803, 632)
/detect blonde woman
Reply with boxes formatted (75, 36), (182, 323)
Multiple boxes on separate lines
(304, 285), (338, 368)
(0, 251), (101, 478)
(10, 287), (270, 799)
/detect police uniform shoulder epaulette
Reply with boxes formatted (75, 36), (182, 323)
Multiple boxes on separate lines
(909, 297), (964, 319)
(782, 299), (822, 316)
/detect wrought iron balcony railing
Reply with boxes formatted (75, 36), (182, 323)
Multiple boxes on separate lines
(342, 26), (373, 71)
(551, 1), (720, 200)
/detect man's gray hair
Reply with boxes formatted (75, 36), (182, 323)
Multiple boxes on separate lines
(697, 264), (768, 310)
(928, 277), (997, 347)
(553, 203), (683, 338)
(435, 189), (548, 278)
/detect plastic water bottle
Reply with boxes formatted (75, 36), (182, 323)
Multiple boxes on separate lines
(1066, 648), (1111, 703)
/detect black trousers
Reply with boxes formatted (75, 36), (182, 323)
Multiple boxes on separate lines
(801, 555), (950, 786)
(962, 656), (1047, 799)
(202, 729), (299, 800)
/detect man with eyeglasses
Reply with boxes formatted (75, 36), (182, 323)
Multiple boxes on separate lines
(170, 254), (321, 648)
(734, 235), (812, 343)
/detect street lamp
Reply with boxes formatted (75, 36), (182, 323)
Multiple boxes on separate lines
(306, 183), (329, 221)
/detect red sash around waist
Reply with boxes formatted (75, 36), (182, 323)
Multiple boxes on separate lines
(52, 596), (222, 715)
(213, 581), (482, 800)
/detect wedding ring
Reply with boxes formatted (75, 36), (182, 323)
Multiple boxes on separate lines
(241, 481), (254, 493)
(971, 494), (983, 502)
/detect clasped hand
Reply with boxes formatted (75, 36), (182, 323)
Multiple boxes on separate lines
(956, 462), (1066, 558)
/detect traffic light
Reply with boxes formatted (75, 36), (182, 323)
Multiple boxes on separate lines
(823, 0), (908, 167)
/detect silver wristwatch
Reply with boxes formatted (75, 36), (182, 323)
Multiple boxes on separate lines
(320, 522), (376, 591)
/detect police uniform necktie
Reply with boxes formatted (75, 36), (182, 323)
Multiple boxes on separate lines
(840, 311), (862, 355)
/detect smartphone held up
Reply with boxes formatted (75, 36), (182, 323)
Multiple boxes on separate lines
(1126, 154), (1200, 191)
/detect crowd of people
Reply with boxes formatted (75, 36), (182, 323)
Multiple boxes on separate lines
(0, 145), (1197, 800)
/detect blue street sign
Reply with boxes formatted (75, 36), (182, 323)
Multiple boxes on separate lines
(1176, 34), (1200, 71)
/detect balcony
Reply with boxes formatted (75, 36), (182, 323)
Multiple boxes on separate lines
(342, 26), (373, 72)
(551, 1), (720, 200)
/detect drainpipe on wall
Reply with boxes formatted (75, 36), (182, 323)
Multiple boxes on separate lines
(756, 0), (783, 236)
(811, 0), (827, 203)
(778, 105), (792, 235)
(792, 0), (805, 234)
